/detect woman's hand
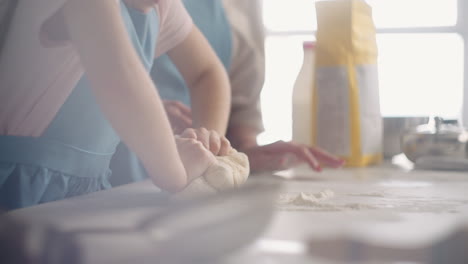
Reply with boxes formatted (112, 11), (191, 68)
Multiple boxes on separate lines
(179, 128), (232, 156)
(243, 141), (345, 172)
(175, 136), (217, 183)
(163, 100), (193, 134)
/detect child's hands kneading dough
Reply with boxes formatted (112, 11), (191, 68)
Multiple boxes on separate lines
(180, 128), (231, 156)
(175, 128), (250, 198)
(175, 136), (218, 184)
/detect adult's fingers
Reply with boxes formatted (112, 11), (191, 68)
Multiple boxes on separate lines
(247, 152), (296, 172)
(261, 141), (344, 170)
(262, 141), (322, 171)
(177, 122), (192, 134)
(308, 147), (345, 168)
(246, 151), (277, 172)
(169, 100), (192, 118)
(272, 153), (300, 171)
(171, 115), (192, 134)
(296, 145), (322, 171)
(256, 140), (292, 153)
(164, 101), (193, 133)
(172, 112), (192, 129)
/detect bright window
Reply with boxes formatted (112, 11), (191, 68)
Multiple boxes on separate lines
(262, 0), (458, 32)
(368, 0), (458, 28)
(377, 34), (463, 117)
(263, 0), (317, 32)
(258, 0), (464, 145)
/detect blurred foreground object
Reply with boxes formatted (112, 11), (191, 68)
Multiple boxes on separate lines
(256, 222), (468, 263)
(314, 0), (382, 167)
(0, 0), (17, 53)
(1, 178), (281, 264)
(0, 212), (81, 264)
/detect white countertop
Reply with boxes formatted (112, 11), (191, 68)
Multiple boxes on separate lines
(8, 157), (468, 263)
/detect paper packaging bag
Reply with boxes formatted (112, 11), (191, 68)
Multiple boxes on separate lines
(312, 0), (382, 167)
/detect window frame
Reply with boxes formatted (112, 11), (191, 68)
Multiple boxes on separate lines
(261, 0), (468, 125)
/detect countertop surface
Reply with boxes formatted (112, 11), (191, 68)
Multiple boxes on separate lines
(8, 156), (468, 263)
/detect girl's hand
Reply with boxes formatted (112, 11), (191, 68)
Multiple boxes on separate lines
(179, 128), (232, 156)
(163, 100), (193, 134)
(175, 137), (217, 183)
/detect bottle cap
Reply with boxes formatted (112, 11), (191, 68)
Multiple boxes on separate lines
(303, 41), (316, 49)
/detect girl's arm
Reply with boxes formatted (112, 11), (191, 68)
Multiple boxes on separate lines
(167, 26), (231, 135)
(62, 0), (187, 191)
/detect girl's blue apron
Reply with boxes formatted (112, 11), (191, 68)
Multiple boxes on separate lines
(110, 0), (232, 186)
(0, 2), (159, 210)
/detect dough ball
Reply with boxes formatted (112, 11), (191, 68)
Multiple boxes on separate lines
(204, 149), (249, 191)
(175, 149), (250, 199)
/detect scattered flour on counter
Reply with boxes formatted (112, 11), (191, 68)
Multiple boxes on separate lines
(276, 190), (468, 213)
(347, 192), (386, 198)
(278, 189), (335, 206)
(276, 190), (378, 212)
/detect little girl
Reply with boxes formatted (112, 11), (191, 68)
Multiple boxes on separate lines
(0, 0), (230, 210)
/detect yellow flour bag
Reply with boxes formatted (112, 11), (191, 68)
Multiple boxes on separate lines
(312, 0), (382, 167)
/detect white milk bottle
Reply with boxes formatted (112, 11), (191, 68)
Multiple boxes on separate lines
(292, 41), (315, 145)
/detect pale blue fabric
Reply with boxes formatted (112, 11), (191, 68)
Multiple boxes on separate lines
(110, 0), (233, 187)
(153, 0), (233, 106)
(0, 2), (160, 210)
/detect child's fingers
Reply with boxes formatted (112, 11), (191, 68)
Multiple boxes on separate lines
(218, 136), (232, 156)
(194, 127), (211, 151)
(175, 137), (217, 183)
(180, 127), (210, 150)
(180, 128), (197, 139)
(208, 130), (221, 155)
(180, 128), (231, 156)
